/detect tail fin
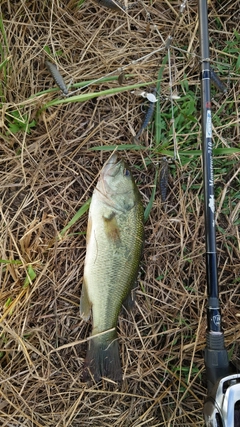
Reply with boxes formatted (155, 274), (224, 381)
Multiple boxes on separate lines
(82, 331), (122, 383)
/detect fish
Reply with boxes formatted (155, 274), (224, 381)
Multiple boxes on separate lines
(80, 154), (144, 382)
(45, 60), (68, 95)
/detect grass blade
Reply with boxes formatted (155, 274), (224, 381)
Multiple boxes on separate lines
(60, 198), (91, 237)
(90, 144), (145, 151)
(144, 167), (159, 222)
(42, 80), (158, 110)
(155, 54), (169, 146)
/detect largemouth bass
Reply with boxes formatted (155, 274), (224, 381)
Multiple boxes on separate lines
(80, 154), (144, 382)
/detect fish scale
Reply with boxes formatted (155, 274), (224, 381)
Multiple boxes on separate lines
(85, 202), (142, 332)
(80, 154), (144, 382)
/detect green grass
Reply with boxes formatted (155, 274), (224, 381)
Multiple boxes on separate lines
(144, 167), (159, 223)
(5, 110), (36, 135)
(60, 198), (92, 237)
(223, 29), (240, 70)
(23, 265), (37, 288)
(0, 259), (22, 265)
(1, 25), (239, 257)
(155, 54), (169, 145)
(41, 79), (158, 110)
(63, 49), (239, 230)
(1, 74), (155, 136)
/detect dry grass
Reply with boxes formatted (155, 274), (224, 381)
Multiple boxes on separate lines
(0, 0), (240, 426)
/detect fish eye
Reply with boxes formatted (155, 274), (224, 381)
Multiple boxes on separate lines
(123, 168), (130, 177)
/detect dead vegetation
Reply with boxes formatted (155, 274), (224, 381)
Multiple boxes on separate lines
(0, 0), (239, 426)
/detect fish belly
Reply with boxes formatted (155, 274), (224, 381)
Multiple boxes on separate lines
(84, 197), (140, 334)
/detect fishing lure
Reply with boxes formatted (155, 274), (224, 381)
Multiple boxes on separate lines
(45, 60), (69, 95)
(136, 89), (157, 138)
(159, 157), (169, 202)
(118, 72), (126, 85)
(93, 0), (125, 11)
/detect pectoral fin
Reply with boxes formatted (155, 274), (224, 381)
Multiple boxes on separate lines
(80, 279), (92, 321)
(103, 212), (121, 242)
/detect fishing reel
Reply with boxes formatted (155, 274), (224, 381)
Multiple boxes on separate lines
(204, 373), (240, 427)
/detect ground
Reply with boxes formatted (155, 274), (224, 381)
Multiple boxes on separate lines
(0, 1), (239, 426)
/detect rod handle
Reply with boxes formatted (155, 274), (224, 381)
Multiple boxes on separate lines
(204, 331), (230, 392)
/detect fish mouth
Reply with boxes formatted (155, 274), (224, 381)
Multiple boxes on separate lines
(101, 154), (122, 178)
(96, 154), (122, 205)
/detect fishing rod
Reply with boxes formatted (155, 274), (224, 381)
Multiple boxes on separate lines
(198, 0), (240, 425)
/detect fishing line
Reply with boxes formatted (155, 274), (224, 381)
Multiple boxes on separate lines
(167, 47), (179, 162)
(68, 45), (167, 96)
(41, 0), (229, 101)
(68, 2), (190, 168)
(42, 1), (230, 174)
(41, 2), (231, 210)
(68, 0), (188, 96)
(140, 1), (189, 163)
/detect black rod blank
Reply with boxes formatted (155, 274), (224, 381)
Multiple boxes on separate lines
(199, 0), (220, 328)
(198, 0), (229, 391)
